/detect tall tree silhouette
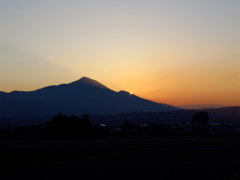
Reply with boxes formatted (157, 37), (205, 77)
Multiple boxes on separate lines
(46, 114), (93, 137)
(190, 111), (209, 126)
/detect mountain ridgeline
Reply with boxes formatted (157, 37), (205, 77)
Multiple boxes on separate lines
(0, 77), (177, 118)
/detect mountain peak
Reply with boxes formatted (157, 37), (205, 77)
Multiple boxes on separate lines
(70, 76), (110, 90)
(79, 76), (95, 82)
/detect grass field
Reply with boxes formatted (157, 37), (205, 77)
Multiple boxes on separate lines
(0, 136), (240, 180)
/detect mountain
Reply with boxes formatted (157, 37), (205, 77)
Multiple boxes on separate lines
(0, 77), (177, 119)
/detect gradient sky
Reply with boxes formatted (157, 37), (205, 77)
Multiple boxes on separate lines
(0, 0), (239, 106)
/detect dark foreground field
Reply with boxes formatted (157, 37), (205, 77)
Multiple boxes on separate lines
(0, 136), (240, 180)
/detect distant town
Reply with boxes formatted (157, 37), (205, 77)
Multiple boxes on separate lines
(1, 106), (240, 138)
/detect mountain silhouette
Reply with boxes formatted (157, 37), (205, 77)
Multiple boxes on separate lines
(0, 77), (177, 118)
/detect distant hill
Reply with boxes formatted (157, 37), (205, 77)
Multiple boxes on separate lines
(179, 104), (224, 110)
(91, 106), (240, 126)
(0, 77), (177, 120)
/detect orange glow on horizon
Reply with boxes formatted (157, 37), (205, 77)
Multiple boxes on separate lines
(0, 1), (239, 107)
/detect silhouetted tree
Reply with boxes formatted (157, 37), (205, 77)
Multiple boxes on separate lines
(190, 111), (209, 126)
(147, 122), (172, 135)
(122, 121), (136, 130)
(45, 114), (94, 137)
(173, 126), (186, 135)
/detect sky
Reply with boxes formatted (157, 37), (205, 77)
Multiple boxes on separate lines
(0, 0), (239, 106)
